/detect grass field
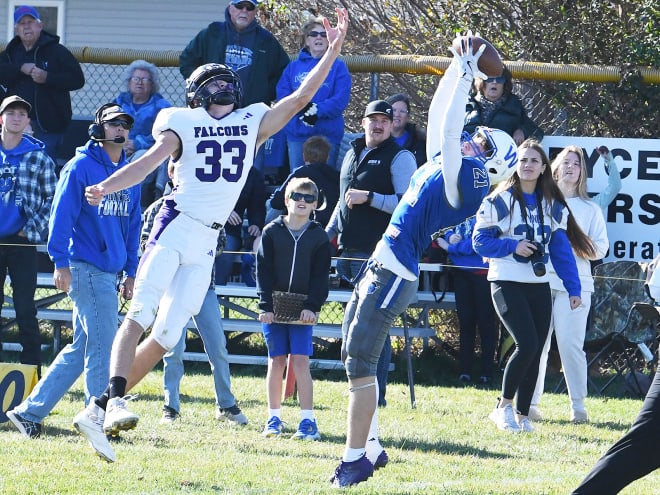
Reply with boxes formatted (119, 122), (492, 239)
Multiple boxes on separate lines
(1, 361), (658, 495)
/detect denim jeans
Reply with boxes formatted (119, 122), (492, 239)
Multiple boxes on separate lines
(16, 261), (118, 422)
(162, 289), (236, 412)
(0, 236), (40, 367)
(214, 234), (242, 285)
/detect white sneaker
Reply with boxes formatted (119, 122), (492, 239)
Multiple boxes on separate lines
(489, 403), (522, 432)
(570, 409), (589, 424)
(518, 417), (535, 432)
(103, 396), (139, 436)
(528, 406), (543, 421)
(73, 398), (116, 463)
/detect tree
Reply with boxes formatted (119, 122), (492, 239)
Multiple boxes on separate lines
(262, 0), (659, 137)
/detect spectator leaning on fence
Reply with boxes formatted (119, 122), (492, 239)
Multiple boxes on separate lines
(0, 5), (85, 163)
(0, 95), (57, 377)
(6, 103), (140, 449)
(114, 60), (172, 210)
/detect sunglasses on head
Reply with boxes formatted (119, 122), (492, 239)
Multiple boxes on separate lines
(289, 191), (316, 204)
(485, 76), (506, 84)
(105, 119), (131, 130)
(307, 30), (327, 38)
(234, 2), (256, 11)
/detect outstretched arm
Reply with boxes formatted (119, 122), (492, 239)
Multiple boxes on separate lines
(433, 35), (486, 208)
(85, 131), (179, 205)
(256, 8), (348, 147)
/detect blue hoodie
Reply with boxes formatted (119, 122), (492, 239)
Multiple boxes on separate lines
(47, 141), (141, 276)
(1, 134), (57, 241)
(276, 48), (352, 144)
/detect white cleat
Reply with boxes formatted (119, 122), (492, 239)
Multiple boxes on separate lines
(73, 398), (116, 463)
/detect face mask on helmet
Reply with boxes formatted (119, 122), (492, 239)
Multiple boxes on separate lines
(186, 64), (243, 109)
(464, 127), (518, 185)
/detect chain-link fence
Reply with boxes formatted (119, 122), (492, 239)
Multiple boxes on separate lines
(68, 55), (630, 138)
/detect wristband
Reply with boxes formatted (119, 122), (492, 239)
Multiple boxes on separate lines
(367, 191), (374, 205)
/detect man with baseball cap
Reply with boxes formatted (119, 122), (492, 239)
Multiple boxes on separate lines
(326, 99), (416, 417)
(6, 101), (140, 451)
(179, 0), (288, 171)
(0, 5), (85, 163)
(0, 94), (57, 381)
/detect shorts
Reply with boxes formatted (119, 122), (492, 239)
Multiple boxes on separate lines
(262, 322), (314, 357)
(341, 261), (418, 378)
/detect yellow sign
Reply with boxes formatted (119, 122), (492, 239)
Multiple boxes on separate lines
(0, 363), (38, 423)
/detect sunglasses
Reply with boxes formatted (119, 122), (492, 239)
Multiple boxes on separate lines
(289, 192), (316, 204)
(485, 76), (506, 84)
(234, 2), (256, 11)
(307, 30), (327, 38)
(105, 119), (131, 130)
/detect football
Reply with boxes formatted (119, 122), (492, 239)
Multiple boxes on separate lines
(451, 35), (504, 78)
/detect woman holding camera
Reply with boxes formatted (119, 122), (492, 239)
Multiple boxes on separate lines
(530, 146), (609, 423)
(473, 139), (595, 432)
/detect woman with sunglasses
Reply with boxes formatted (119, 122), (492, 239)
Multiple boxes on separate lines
(464, 67), (543, 145)
(276, 17), (352, 172)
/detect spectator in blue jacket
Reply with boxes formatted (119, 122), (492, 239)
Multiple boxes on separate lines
(464, 67), (543, 146)
(7, 103), (141, 453)
(276, 17), (352, 172)
(0, 95), (57, 375)
(114, 60), (172, 210)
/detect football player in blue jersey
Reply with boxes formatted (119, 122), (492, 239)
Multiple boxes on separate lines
(329, 35), (519, 488)
(75, 8), (348, 464)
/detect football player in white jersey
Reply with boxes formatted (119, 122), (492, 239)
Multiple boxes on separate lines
(75, 8), (348, 463)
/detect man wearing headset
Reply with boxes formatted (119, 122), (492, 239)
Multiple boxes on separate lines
(7, 103), (141, 447)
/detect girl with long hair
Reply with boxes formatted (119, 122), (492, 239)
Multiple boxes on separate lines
(473, 139), (595, 432)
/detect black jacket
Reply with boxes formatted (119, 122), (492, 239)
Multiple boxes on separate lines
(226, 167), (266, 241)
(463, 92), (543, 141)
(179, 7), (289, 106)
(0, 31), (84, 132)
(337, 136), (401, 252)
(256, 218), (330, 314)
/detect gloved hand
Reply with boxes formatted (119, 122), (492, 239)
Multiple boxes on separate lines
(299, 102), (318, 127)
(449, 32), (487, 80)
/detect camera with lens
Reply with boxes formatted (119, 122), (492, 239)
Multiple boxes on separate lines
(529, 241), (546, 277)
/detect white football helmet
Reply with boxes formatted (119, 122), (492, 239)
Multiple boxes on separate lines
(465, 127), (518, 185)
